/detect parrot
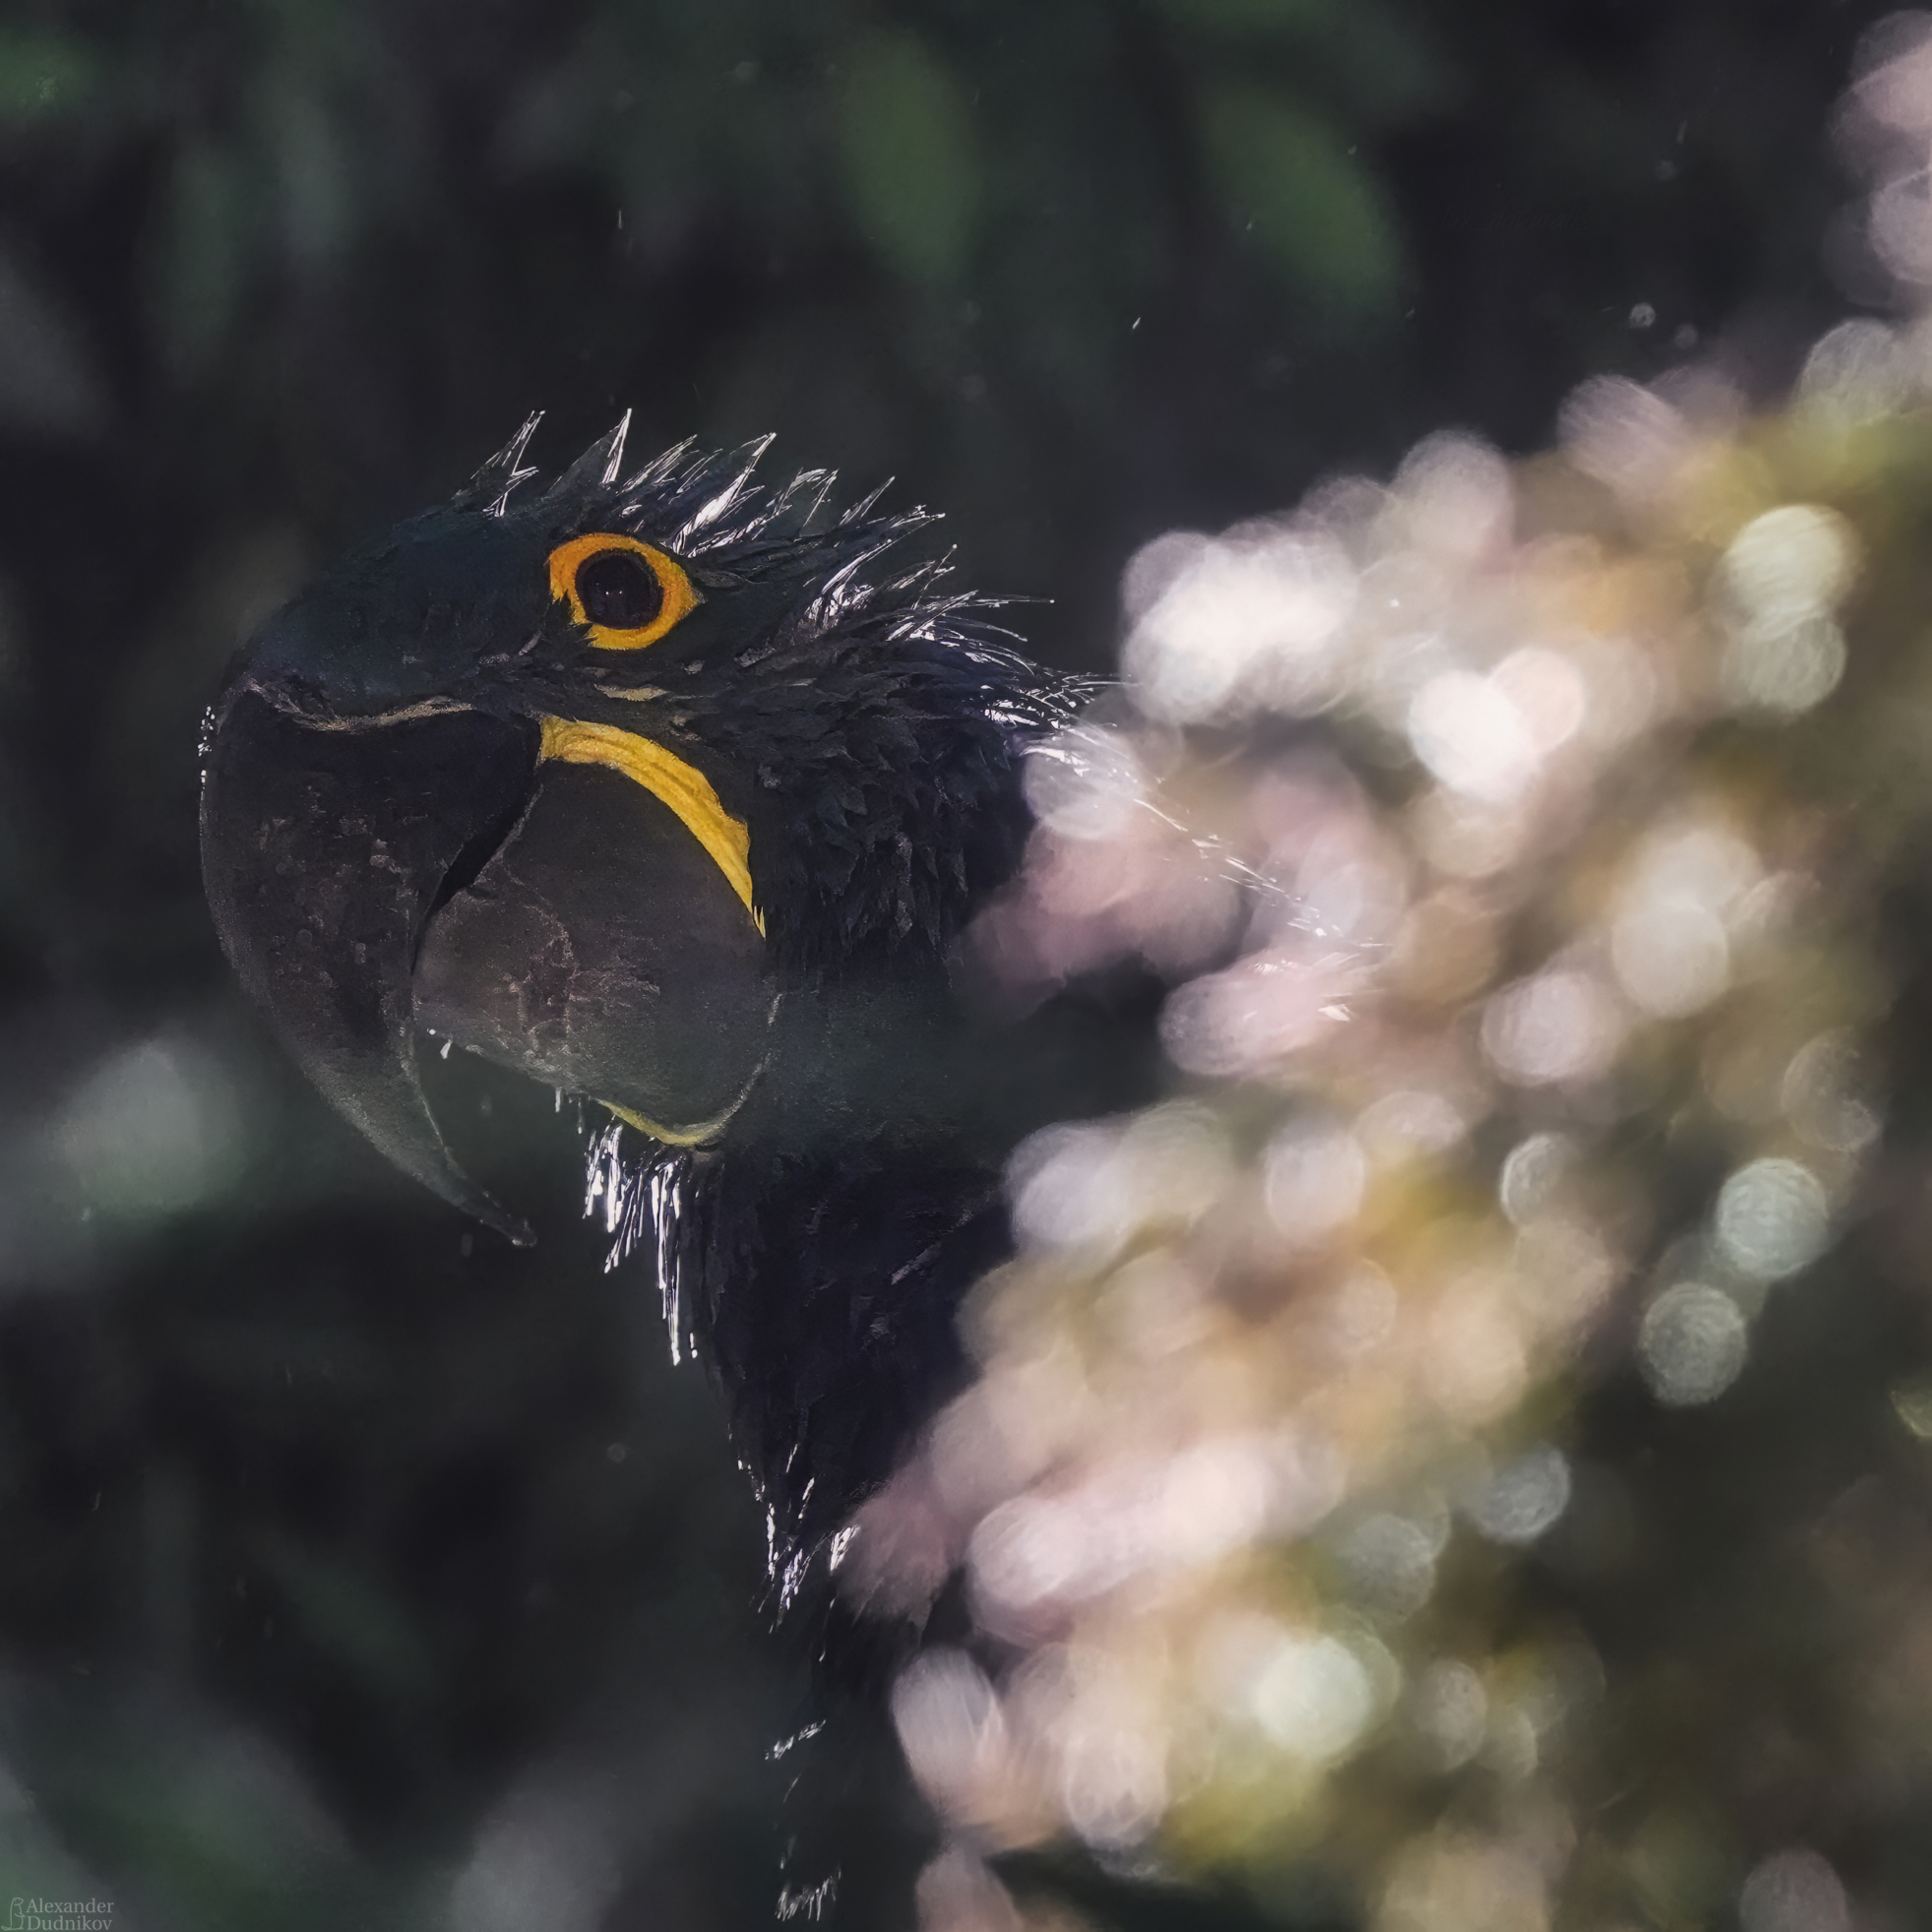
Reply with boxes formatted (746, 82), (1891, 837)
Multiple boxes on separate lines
(198, 413), (1137, 1596)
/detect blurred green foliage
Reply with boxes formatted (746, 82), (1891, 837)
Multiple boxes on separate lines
(0, 26), (95, 122)
(839, 30), (983, 288)
(1201, 85), (1402, 316)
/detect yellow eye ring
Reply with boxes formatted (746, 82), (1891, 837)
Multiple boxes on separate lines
(546, 533), (700, 651)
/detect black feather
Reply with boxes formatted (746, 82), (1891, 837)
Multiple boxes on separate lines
(207, 417), (1127, 1630)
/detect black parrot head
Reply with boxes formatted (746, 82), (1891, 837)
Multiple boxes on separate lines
(202, 415), (1073, 1241)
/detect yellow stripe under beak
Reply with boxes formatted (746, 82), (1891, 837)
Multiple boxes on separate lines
(537, 717), (765, 935)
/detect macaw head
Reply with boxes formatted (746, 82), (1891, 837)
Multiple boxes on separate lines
(201, 416), (1068, 1241)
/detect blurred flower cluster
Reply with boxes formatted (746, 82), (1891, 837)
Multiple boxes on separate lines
(841, 31), (1932, 1925)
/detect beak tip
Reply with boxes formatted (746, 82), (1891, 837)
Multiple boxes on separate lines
(202, 690), (548, 1246)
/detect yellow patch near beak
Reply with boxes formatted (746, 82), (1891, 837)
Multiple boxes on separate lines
(537, 717), (764, 935)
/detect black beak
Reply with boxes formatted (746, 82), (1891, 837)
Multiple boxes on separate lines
(200, 689), (539, 1244)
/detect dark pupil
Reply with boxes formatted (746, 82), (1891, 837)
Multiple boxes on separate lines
(577, 549), (664, 629)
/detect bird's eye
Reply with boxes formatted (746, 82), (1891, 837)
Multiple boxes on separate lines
(546, 533), (700, 650)
(577, 549), (663, 629)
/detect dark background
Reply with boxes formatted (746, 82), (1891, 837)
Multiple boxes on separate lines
(0, 1), (1898, 1924)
